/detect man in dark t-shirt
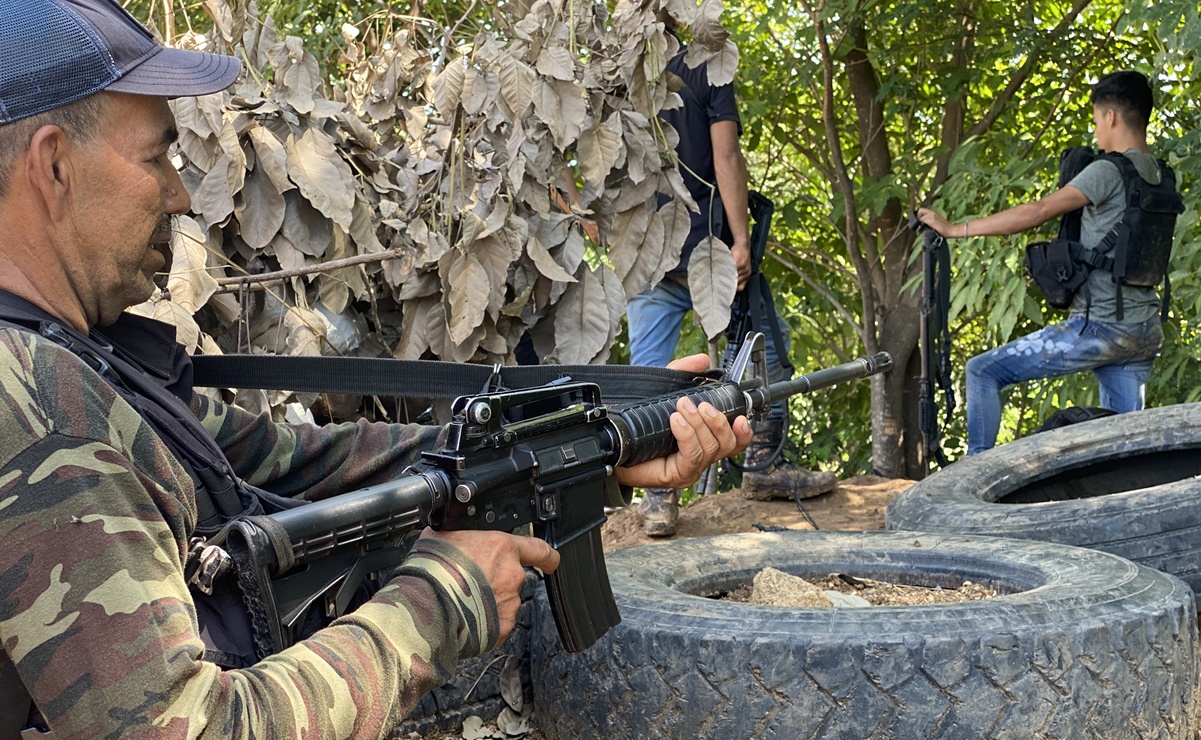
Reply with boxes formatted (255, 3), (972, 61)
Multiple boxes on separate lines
(656, 48), (745, 278)
(629, 19), (836, 536)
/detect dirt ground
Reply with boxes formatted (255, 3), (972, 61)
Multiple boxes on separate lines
(602, 474), (916, 552)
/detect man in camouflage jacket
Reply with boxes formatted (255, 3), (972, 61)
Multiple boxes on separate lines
(0, 2), (751, 738)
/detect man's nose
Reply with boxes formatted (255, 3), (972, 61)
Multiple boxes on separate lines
(163, 159), (192, 215)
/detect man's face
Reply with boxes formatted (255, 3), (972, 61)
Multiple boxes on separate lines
(1092, 104), (1115, 152)
(65, 93), (190, 326)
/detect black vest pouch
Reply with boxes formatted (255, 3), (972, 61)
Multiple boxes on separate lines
(1121, 184), (1185, 286)
(1026, 238), (1089, 309)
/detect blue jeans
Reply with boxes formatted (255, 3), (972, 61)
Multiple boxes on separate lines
(627, 278), (792, 385)
(965, 316), (1162, 455)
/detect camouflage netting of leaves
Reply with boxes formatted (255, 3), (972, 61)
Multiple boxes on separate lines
(133, 0), (741, 418)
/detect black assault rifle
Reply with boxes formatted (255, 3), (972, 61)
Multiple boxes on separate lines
(908, 212), (956, 476)
(225, 335), (891, 656)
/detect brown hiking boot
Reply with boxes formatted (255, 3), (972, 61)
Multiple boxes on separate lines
(742, 467), (838, 501)
(741, 416), (837, 501)
(637, 488), (679, 537)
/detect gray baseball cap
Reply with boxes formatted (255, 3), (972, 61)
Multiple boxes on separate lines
(0, 0), (242, 124)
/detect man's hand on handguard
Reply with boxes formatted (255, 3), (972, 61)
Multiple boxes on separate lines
(422, 527), (560, 646)
(614, 353), (753, 490)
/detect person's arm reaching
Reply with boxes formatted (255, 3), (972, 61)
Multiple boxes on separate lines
(917, 186), (1091, 239)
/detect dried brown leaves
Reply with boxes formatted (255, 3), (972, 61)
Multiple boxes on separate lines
(141, 0), (739, 392)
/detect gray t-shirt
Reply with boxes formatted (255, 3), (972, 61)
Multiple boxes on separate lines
(1065, 149), (1163, 324)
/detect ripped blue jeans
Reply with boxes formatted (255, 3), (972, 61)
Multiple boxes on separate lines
(965, 316), (1162, 455)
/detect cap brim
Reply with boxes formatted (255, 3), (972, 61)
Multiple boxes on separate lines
(106, 45), (241, 98)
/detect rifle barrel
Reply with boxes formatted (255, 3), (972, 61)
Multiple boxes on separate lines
(610, 352), (892, 468)
(759, 352), (893, 406)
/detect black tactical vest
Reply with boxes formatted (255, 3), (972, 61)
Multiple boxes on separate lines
(0, 291), (293, 669)
(1055, 147), (1184, 318)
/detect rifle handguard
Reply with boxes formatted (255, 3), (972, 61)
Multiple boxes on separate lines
(608, 383), (751, 468)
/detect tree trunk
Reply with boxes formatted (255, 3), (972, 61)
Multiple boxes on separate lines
(870, 293), (921, 478)
(870, 374), (903, 478)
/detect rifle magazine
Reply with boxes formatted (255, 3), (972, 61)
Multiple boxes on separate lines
(543, 526), (621, 653)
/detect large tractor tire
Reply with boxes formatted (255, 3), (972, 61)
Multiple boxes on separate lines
(886, 403), (1201, 594)
(531, 531), (1197, 739)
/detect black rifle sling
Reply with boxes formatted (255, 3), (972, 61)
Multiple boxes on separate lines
(191, 354), (706, 406)
(920, 228), (954, 470)
(739, 271), (794, 377)
(933, 236), (956, 429)
(745, 191), (793, 376)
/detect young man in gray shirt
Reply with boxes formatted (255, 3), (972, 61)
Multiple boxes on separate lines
(918, 71), (1168, 455)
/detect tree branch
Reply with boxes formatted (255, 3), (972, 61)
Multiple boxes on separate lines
(770, 240), (855, 281)
(1021, 16), (1121, 159)
(843, 19), (888, 300)
(213, 249), (404, 293)
(965, 0), (1095, 141)
(933, 3), (976, 188)
(768, 251), (864, 336)
(800, 0), (877, 352)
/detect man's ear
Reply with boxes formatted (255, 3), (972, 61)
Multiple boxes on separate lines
(24, 125), (74, 222)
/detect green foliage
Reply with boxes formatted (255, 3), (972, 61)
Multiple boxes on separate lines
(134, 0), (1201, 476)
(715, 0), (1201, 474)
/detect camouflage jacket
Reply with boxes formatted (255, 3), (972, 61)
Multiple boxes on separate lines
(0, 323), (500, 739)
